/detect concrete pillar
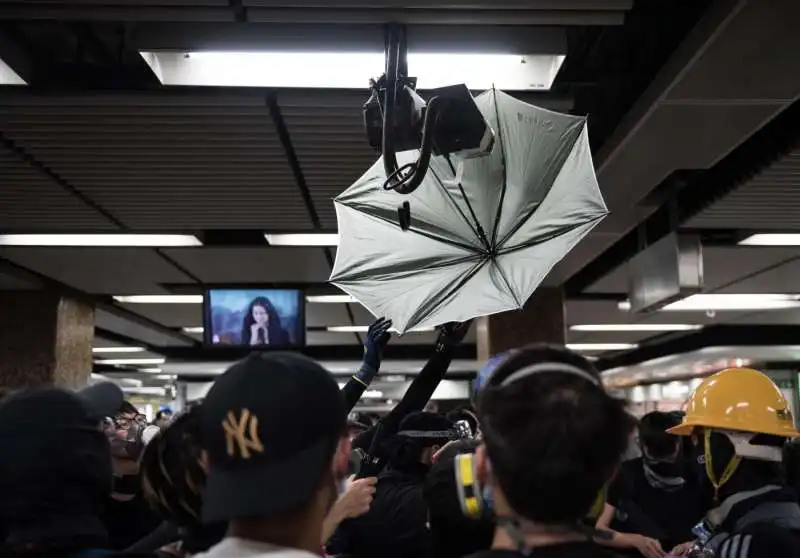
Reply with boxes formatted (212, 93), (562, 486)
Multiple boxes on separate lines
(477, 286), (566, 361)
(0, 290), (94, 393)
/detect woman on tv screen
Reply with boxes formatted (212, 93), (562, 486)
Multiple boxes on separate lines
(240, 296), (290, 346)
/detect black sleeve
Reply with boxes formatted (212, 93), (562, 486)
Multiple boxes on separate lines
(122, 521), (180, 555)
(340, 360), (380, 414)
(352, 347), (453, 452)
(717, 525), (800, 558)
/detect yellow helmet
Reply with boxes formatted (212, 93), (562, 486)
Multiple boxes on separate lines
(668, 367), (800, 438)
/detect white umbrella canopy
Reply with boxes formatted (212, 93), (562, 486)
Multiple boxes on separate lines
(331, 89), (608, 334)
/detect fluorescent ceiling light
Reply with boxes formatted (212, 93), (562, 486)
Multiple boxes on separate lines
(307, 294), (357, 304)
(123, 386), (167, 396)
(95, 358), (167, 366)
(364, 390), (384, 398)
(114, 295), (203, 304)
(139, 368), (163, 373)
(92, 347), (145, 354)
(566, 343), (638, 352)
(182, 327), (204, 334)
(0, 234), (201, 247)
(265, 233), (339, 246)
(141, 51), (565, 91)
(739, 234), (800, 246)
(570, 324), (701, 332)
(620, 294), (800, 312)
(155, 374), (178, 381)
(327, 325), (435, 333)
(0, 57), (26, 85)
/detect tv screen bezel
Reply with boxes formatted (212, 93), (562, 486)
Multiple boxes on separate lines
(203, 287), (307, 349)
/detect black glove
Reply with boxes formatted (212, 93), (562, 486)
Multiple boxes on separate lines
(363, 317), (393, 369)
(435, 321), (472, 352)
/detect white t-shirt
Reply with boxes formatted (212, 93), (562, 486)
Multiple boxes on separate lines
(194, 537), (321, 558)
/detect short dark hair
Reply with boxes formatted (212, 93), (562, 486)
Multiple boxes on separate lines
(118, 401), (139, 416)
(639, 411), (682, 458)
(141, 406), (205, 526)
(478, 344), (630, 524)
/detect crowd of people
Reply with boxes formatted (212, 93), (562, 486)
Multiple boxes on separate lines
(1, 318), (800, 558)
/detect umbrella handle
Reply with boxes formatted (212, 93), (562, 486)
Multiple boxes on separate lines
(398, 201), (411, 231)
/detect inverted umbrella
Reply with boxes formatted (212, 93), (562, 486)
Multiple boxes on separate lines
(330, 89), (608, 333)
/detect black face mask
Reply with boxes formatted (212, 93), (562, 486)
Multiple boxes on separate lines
(113, 473), (141, 496)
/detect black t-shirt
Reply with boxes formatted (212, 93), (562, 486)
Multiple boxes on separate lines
(102, 494), (162, 550)
(468, 541), (621, 558)
(606, 458), (708, 549)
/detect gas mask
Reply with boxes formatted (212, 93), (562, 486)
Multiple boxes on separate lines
(107, 413), (160, 461)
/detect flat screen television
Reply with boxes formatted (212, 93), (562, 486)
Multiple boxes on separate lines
(204, 288), (305, 348)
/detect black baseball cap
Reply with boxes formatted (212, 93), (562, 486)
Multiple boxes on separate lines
(201, 352), (346, 523)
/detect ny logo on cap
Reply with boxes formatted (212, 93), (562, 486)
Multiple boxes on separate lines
(223, 409), (264, 459)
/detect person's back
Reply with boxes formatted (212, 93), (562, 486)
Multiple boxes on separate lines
(334, 411), (456, 558)
(466, 345), (632, 558)
(192, 352), (352, 558)
(666, 368), (800, 558)
(0, 383), (123, 557)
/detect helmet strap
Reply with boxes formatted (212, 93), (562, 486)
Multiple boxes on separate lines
(704, 429), (741, 503)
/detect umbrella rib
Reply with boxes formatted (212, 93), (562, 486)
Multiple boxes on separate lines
(441, 154), (492, 253)
(337, 200), (482, 254)
(489, 257), (522, 309)
(496, 120), (587, 250)
(495, 218), (600, 257)
(402, 258), (489, 330)
(489, 87), (509, 248)
(427, 165), (488, 253)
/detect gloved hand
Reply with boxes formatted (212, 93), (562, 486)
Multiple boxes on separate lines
(364, 317), (393, 369)
(435, 321), (472, 352)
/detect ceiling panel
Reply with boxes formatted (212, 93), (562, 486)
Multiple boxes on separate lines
(0, 247), (193, 294)
(0, 144), (118, 230)
(0, 92), (311, 230)
(161, 247), (332, 283)
(279, 91), (377, 229)
(305, 302), (352, 327)
(587, 246), (800, 294)
(120, 302), (203, 329)
(0, 270), (39, 290)
(95, 308), (194, 347)
(307, 331), (360, 346)
(716, 255), (800, 294)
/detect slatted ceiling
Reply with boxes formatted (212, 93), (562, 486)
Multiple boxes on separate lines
(687, 148), (800, 230)
(0, 247), (193, 294)
(119, 302), (203, 329)
(586, 246), (800, 295)
(0, 145), (118, 230)
(161, 247), (332, 283)
(280, 91), (376, 228)
(0, 93), (311, 231)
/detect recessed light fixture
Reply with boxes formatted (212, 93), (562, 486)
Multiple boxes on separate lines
(619, 294), (800, 312)
(0, 234), (202, 247)
(182, 326), (205, 334)
(0, 57), (26, 85)
(92, 347), (146, 354)
(114, 295), (203, 304)
(569, 324), (701, 332)
(155, 374), (178, 381)
(140, 51), (566, 91)
(327, 325), (435, 333)
(364, 390), (384, 398)
(95, 358), (167, 366)
(566, 343), (638, 352)
(306, 294), (357, 304)
(265, 233), (339, 246)
(739, 234), (800, 246)
(139, 368), (163, 374)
